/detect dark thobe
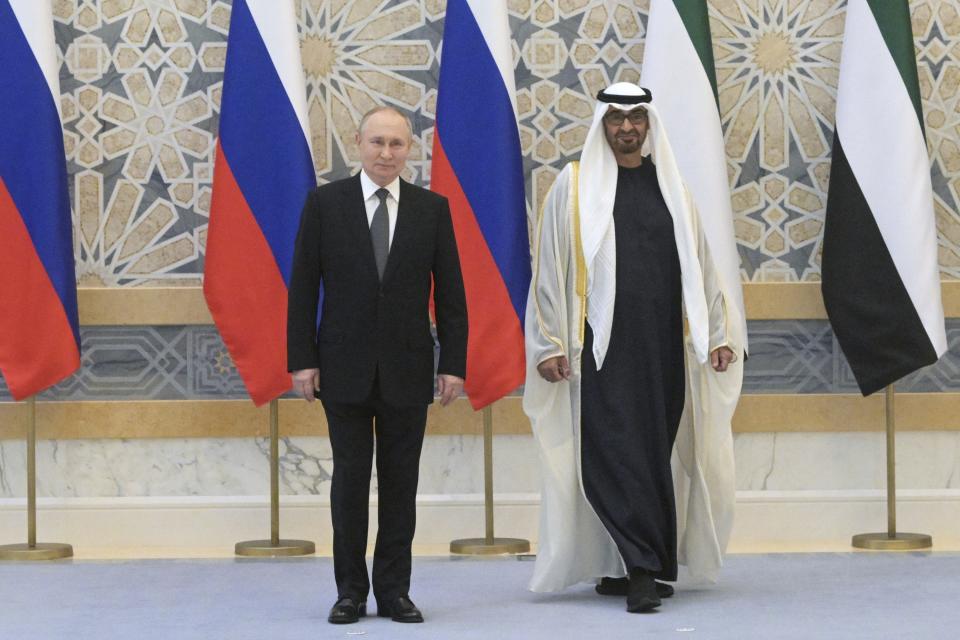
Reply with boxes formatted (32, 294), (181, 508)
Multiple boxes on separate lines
(580, 161), (685, 581)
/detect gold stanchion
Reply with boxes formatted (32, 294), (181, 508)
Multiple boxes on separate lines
(0, 396), (72, 560)
(851, 385), (932, 550)
(235, 398), (315, 557)
(450, 404), (529, 555)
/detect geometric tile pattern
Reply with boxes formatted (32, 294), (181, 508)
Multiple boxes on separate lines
(742, 320), (838, 393)
(55, 0), (228, 286)
(0, 326), (246, 401)
(1, 320), (958, 400)
(844, 319), (960, 394)
(715, 0), (846, 281)
(744, 319), (960, 394)
(51, 0), (960, 287)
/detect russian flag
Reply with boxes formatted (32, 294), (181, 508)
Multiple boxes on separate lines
(432, 0), (530, 410)
(204, 0), (315, 406)
(0, 1), (80, 400)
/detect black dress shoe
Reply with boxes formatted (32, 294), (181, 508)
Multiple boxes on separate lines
(626, 571), (661, 613)
(377, 595), (424, 623)
(655, 581), (674, 599)
(597, 576), (674, 598)
(327, 597), (366, 624)
(596, 576), (628, 596)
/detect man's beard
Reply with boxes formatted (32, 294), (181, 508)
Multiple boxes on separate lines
(614, 136), (641, 154)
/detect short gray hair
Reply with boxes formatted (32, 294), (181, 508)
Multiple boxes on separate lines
(358, 106), (413, 139)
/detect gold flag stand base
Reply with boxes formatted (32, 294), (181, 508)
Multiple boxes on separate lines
(1, 398), (74, 562)
(449, 406), (530, 557)
(235, 399), (315, 558)
(235, 539), (316, 557)
(450, 537), (529, 555)
(851, 386), (933, 553)
(851, 532), (932, 551)
(0, 542), (73, 561)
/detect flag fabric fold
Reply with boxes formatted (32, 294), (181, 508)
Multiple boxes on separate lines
(204, 0), (315, 406)
(0, 0), (80, 400)
(432, 0), (530, 410)
(822, 0), (947, 396)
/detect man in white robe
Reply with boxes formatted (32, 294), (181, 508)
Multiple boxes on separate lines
(523, 82), (743, 613)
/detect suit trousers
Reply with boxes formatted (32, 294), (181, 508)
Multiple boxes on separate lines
(322, 378), (428, 605)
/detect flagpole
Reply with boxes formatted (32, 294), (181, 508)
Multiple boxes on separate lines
(0, 396), (72, 560)
(851, 384), (932, 550)
(235, 398), (315, 557)
(450, 404), (529, 555)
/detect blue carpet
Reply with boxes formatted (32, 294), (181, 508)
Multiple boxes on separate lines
(1, 553), (958, 639)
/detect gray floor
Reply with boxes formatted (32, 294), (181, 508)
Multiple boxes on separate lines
(1, 553), (957, 639)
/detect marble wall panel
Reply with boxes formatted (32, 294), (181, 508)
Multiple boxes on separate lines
(0, 434), (540, 497)
(0, 432), (957, 498)
(44, 0), (960, 287)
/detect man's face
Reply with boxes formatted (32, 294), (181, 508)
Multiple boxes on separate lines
(602, 106), (649, 159)
(356, 110), (411, 186)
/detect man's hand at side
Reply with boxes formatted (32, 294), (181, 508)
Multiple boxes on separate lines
(710, 347), (735, 373)
(292, 368), (320, 401)
(437, 374), (464, 407)
(537, 355), (571, 382)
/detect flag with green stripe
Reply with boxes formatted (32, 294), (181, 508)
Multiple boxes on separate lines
(823, 0), (946, 396)
(640, 0), (747, 356)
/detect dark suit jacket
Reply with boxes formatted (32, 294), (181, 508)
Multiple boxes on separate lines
(287, 174), (467, 406)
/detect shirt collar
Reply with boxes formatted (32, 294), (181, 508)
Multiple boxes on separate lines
(360, 169), (400, 202)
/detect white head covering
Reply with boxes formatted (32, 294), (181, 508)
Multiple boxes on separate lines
(578, 82), (710, 368)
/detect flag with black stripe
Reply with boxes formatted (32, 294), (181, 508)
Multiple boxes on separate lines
(822, 0), (946, 396)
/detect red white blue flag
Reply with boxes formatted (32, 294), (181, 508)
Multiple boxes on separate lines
(0, 1), (80, 400)
(205, 0), (315, 406)
(432, 0), (530, 409)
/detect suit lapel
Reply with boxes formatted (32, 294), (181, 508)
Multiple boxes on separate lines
(343, 174), (379, 282)
(381, 179), (415, 287)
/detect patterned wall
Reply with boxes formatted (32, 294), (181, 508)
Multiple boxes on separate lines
(51, 0), (960, 288)
(3, 1), (955, 402)
(1, 319), (959, 400)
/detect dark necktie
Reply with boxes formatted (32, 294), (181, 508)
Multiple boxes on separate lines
(371, 188), (390, 281)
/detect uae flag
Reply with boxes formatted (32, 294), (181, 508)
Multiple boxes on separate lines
(822, 0), (947, 396)
(640, 0), (747, 355)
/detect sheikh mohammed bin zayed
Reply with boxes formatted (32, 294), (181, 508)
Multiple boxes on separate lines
(523, 82), (742, 613)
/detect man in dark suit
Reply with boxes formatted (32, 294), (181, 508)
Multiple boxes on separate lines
(287, 106), (467, 625)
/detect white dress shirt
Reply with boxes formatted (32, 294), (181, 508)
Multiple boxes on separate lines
(360, 170), (399, 249)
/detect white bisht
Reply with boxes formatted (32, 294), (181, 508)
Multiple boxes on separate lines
(523, 82), (740, 591)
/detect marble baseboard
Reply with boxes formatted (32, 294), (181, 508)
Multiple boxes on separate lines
(2, 490), (959, 554)
(729, 489), (960, 552)
(733, 432), (960, 491)
(0, 433), (958, 500)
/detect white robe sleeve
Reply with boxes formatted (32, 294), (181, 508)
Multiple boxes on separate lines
(690, 193), (738, 356)
(528, 164), (574, 366)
